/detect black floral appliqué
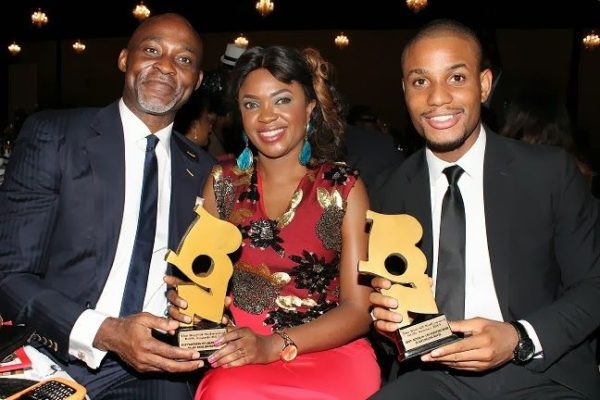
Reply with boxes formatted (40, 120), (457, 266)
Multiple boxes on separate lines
(323, 164), (358, 187)
(239, 171), (259, 203)
(289, 251), (339, 300)
(264, 302), (338, 331)
(240, 218), (284, 256)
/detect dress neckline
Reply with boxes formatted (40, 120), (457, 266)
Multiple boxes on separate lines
(255, 166), (311, 224)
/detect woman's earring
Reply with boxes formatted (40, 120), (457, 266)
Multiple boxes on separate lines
(237, 131), (254, 171)
(299, 122), (312, 166)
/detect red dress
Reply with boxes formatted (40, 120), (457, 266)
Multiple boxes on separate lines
(195, 160), (381, 399)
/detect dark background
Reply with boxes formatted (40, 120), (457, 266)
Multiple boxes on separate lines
(2, 0), (600, 174)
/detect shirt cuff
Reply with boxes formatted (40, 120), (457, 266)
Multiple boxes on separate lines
(68, 309), (109, 369)
(518, 319), (544, 359)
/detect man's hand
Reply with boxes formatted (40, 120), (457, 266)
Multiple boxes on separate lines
(421, 317), (519, 372)
(93, 313), (203, 373)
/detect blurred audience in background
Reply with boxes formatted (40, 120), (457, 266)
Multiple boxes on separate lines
(499, 92), (596, 192)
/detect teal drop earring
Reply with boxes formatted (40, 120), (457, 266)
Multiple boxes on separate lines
(236, 131), (254, 171)
(299, 122), (312, 166)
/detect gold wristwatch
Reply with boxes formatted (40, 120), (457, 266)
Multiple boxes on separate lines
(275, 330), (298, 362)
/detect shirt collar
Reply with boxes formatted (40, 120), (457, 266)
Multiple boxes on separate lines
(426, 125), (487, 184)
(119, 98), (172, 154)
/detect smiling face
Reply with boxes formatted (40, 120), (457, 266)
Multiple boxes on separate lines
(118, 14), (203, 128)
(238, 68), (315, 163)
(402, 32), (492, 162)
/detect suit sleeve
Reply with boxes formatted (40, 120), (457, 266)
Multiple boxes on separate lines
(0, 113), (86, 361)
(526, 151), (600, 371)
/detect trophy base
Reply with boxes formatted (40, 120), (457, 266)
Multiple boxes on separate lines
(392, 314), (462, 362)
(177, 321), (227, 359)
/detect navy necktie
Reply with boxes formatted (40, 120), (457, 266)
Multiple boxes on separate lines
(435, 165), (466, 321)
(120, 135), (159, 317)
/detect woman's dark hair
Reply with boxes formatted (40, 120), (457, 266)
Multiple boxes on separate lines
(228, 45), (345, 164)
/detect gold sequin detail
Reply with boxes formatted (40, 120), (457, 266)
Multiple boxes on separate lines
(277, 189), (303, 228)
(212, 165), (236, 220)
(232, 262), (284, 315)
(316, 188), (345, 251)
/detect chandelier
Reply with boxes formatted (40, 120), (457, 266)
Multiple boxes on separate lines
(583, 31), (600, 50)
(31, 9), (49, 28)
(8, 42), (22, 56)
(335, 33), (349, 49)
(256, 0), (274, 17)
(406, 0), (428, 13)
(234, 34), (249, 49)
(132, 2), (151, 21)
(72, 39), (86, 53)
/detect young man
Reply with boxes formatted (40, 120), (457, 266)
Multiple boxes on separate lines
(369, 19), (600, 399)
(0, 13), (215, 399)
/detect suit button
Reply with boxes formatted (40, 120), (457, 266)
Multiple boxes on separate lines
(85, 302), (93, 309)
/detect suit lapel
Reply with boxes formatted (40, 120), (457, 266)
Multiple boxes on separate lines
(404, 152), (435, 274)
(168, 133), (203, 251)
(86, 102), (126, 290)
(483, 132), (515, 320)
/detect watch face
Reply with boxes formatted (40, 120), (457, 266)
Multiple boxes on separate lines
(281, 345), (298, 362)
(516, 339), (535, 362)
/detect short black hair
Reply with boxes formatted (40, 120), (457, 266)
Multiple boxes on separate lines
(401, 19), (483, 74)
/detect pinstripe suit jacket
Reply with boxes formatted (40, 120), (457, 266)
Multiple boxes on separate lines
(0, 101), (215, 361)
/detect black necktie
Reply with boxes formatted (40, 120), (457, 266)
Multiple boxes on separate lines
(436, 165), (466, 321)
(120, 135), (159, 317)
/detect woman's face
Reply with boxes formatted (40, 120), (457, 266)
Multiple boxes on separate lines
(238, 68), (315, 162)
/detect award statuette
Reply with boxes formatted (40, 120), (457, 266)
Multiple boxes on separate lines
(165, 201), (242, 358)
(358, 211), (461, 361)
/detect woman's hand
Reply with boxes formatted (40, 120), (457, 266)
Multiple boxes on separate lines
(206, 327), (281, 368)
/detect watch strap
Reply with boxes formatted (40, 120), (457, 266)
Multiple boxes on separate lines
(508, 320), (529, 342)
(274, 331), (297, 362)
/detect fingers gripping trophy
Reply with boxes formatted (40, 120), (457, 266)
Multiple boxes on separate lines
(165, 200), (242, 358)
(359, 211), (461, 361)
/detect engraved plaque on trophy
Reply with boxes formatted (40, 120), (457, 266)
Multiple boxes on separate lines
(165, 201), (242, 358)
(358, 211), (461, 361)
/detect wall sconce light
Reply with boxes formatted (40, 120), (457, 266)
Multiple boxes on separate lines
(583, 31), (600, 50)
(256, 0), (274, 17)
(234, 34), (249, 48)
(406, 0), (428, 13)
(133, 2), (151, 21)
(31, 9), (49, 28)
(8, 42), (22, 56)
(72, 39), (86, 53)
(335, 33), (349, 49)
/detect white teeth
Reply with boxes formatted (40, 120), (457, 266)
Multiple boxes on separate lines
(260, 127), (284, 138)
(430, 115), (453, 122)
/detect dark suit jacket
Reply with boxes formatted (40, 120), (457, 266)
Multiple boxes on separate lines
(344, 124), (405, 196)
(0, 101), (215, 362)
(372, 130), (600, 399)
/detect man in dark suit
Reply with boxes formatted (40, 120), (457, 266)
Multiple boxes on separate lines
(0, 13), (215, 399)
(369, 20), (600, 399)
(345, 124), (405, 197)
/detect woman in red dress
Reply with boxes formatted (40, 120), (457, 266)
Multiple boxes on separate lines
(174, 45), (381, 399)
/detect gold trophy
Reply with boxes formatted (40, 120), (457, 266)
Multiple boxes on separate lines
(359, 211), (461, 361)
(165, 201), (242, 358)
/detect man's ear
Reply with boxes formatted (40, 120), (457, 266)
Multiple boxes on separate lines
(480, 68), (493, 103)
(195, 71), (204, 90)
(117, 49), (128, 73)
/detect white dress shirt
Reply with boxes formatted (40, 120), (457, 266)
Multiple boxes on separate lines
(68, 99), (173, 368)
(426, 126), (542, 356)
